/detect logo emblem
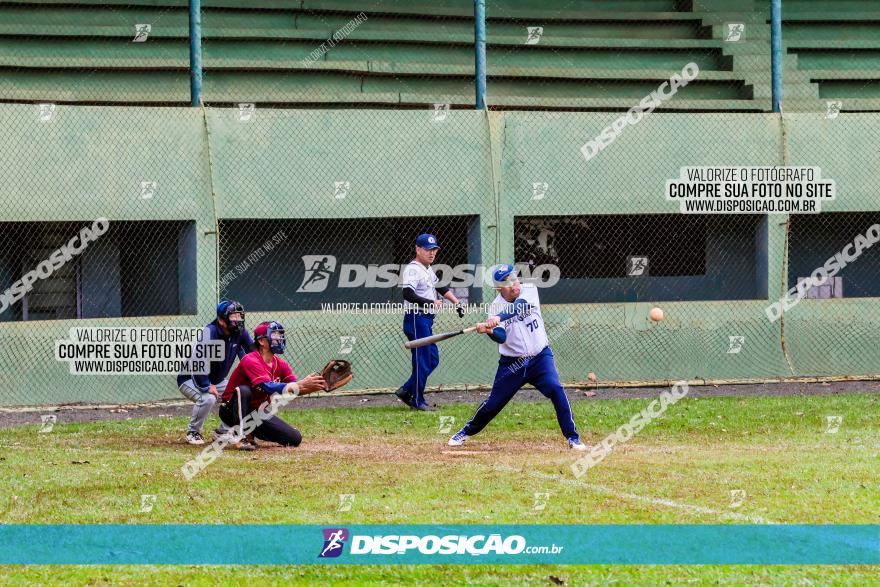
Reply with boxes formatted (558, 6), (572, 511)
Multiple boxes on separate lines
(825, 101), (842, 120)
(338, 336), (356, 355)
(727, 335), (745, 354)
(432, 103), (450, 121)
(525, 26), (543, 45)
(140, 494), (157, 513)
(39, 414), (57, 433)
(319, 528), (349, 558)
(133, 24), (151, 42)
(438, 415), (455, 434)
(725, 23), (744, 42)
(333, 181), (351, 200)
(298, 255), (337, 293)
(532, 182), (548, 201)
(626, 256), (649, 277)
(337, 494), (355, 512)
(825, 415), (842, 434)
(238, 103), (255, 122)
(533, 492), (550, 511)
(729, 489), (746, 508)
(37, 103), (56, 122)
(140, 181), (157, 200)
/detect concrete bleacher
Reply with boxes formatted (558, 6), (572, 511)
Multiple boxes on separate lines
(780, 0), (880, 112)
(0, 0), (872, 111)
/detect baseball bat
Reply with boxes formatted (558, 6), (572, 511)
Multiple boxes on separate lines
(403, 299), (531, 350)
(404, 326), (478, 349)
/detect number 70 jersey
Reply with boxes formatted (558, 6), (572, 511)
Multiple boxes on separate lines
(488, 284), (548, 358)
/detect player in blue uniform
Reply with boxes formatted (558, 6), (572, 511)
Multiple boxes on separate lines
(448, 265), (587, 450)
(395, 233), (465, 411)
(177, 300), (254, 445)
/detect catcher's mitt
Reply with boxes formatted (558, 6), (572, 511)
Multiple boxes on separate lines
(321, 359), (353, 392)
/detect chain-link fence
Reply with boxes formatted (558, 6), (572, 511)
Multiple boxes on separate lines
(1, 1), (880, 406)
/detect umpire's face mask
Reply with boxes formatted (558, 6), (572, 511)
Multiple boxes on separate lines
(226, 311), (245, 335)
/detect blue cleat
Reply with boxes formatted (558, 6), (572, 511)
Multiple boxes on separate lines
(413, 401), (436, 412)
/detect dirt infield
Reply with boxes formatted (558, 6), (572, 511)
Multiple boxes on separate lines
(1, 379), (878, 430)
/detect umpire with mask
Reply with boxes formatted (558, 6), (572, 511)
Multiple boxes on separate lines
(177, 300), (253, 445)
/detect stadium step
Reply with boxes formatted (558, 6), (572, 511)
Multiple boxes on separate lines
(0, 69), (189, 103)
(1, 0), (877, 111)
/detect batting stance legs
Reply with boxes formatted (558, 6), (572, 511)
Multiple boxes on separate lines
(400, 312), (440, 409)
(219, 386), (303, 447)
(460, 347), (579, 440)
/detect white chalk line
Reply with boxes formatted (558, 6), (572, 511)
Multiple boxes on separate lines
(491, 463), (775, 524)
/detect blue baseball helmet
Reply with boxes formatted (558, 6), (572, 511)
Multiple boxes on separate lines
(492, 264), (517, 287)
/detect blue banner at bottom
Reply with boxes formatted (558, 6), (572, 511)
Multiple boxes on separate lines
(0, 525), (877, 565)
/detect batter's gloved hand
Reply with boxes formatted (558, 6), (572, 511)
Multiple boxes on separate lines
(489, 326), (507, 344)
(455, 303), (466, 318)
(321, 359), (353, 392)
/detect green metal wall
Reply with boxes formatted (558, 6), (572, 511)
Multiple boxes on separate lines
(1, 103), (879, 406)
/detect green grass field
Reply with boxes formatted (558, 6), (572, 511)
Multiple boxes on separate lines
(1, 391), (877, 585)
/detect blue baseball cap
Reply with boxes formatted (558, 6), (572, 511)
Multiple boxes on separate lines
(216, 299), (243, 317)
(415, 233), (440, 250)
(492, 264), (517, 287)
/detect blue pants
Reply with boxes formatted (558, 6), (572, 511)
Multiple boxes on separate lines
(401, 312), (439, 406)
(462, 347), (579, 440)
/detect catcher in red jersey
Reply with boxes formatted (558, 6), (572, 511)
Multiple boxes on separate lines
(219, 320), (326, 449)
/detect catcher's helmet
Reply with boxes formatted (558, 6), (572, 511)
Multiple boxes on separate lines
(254, 321), (286, 355)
